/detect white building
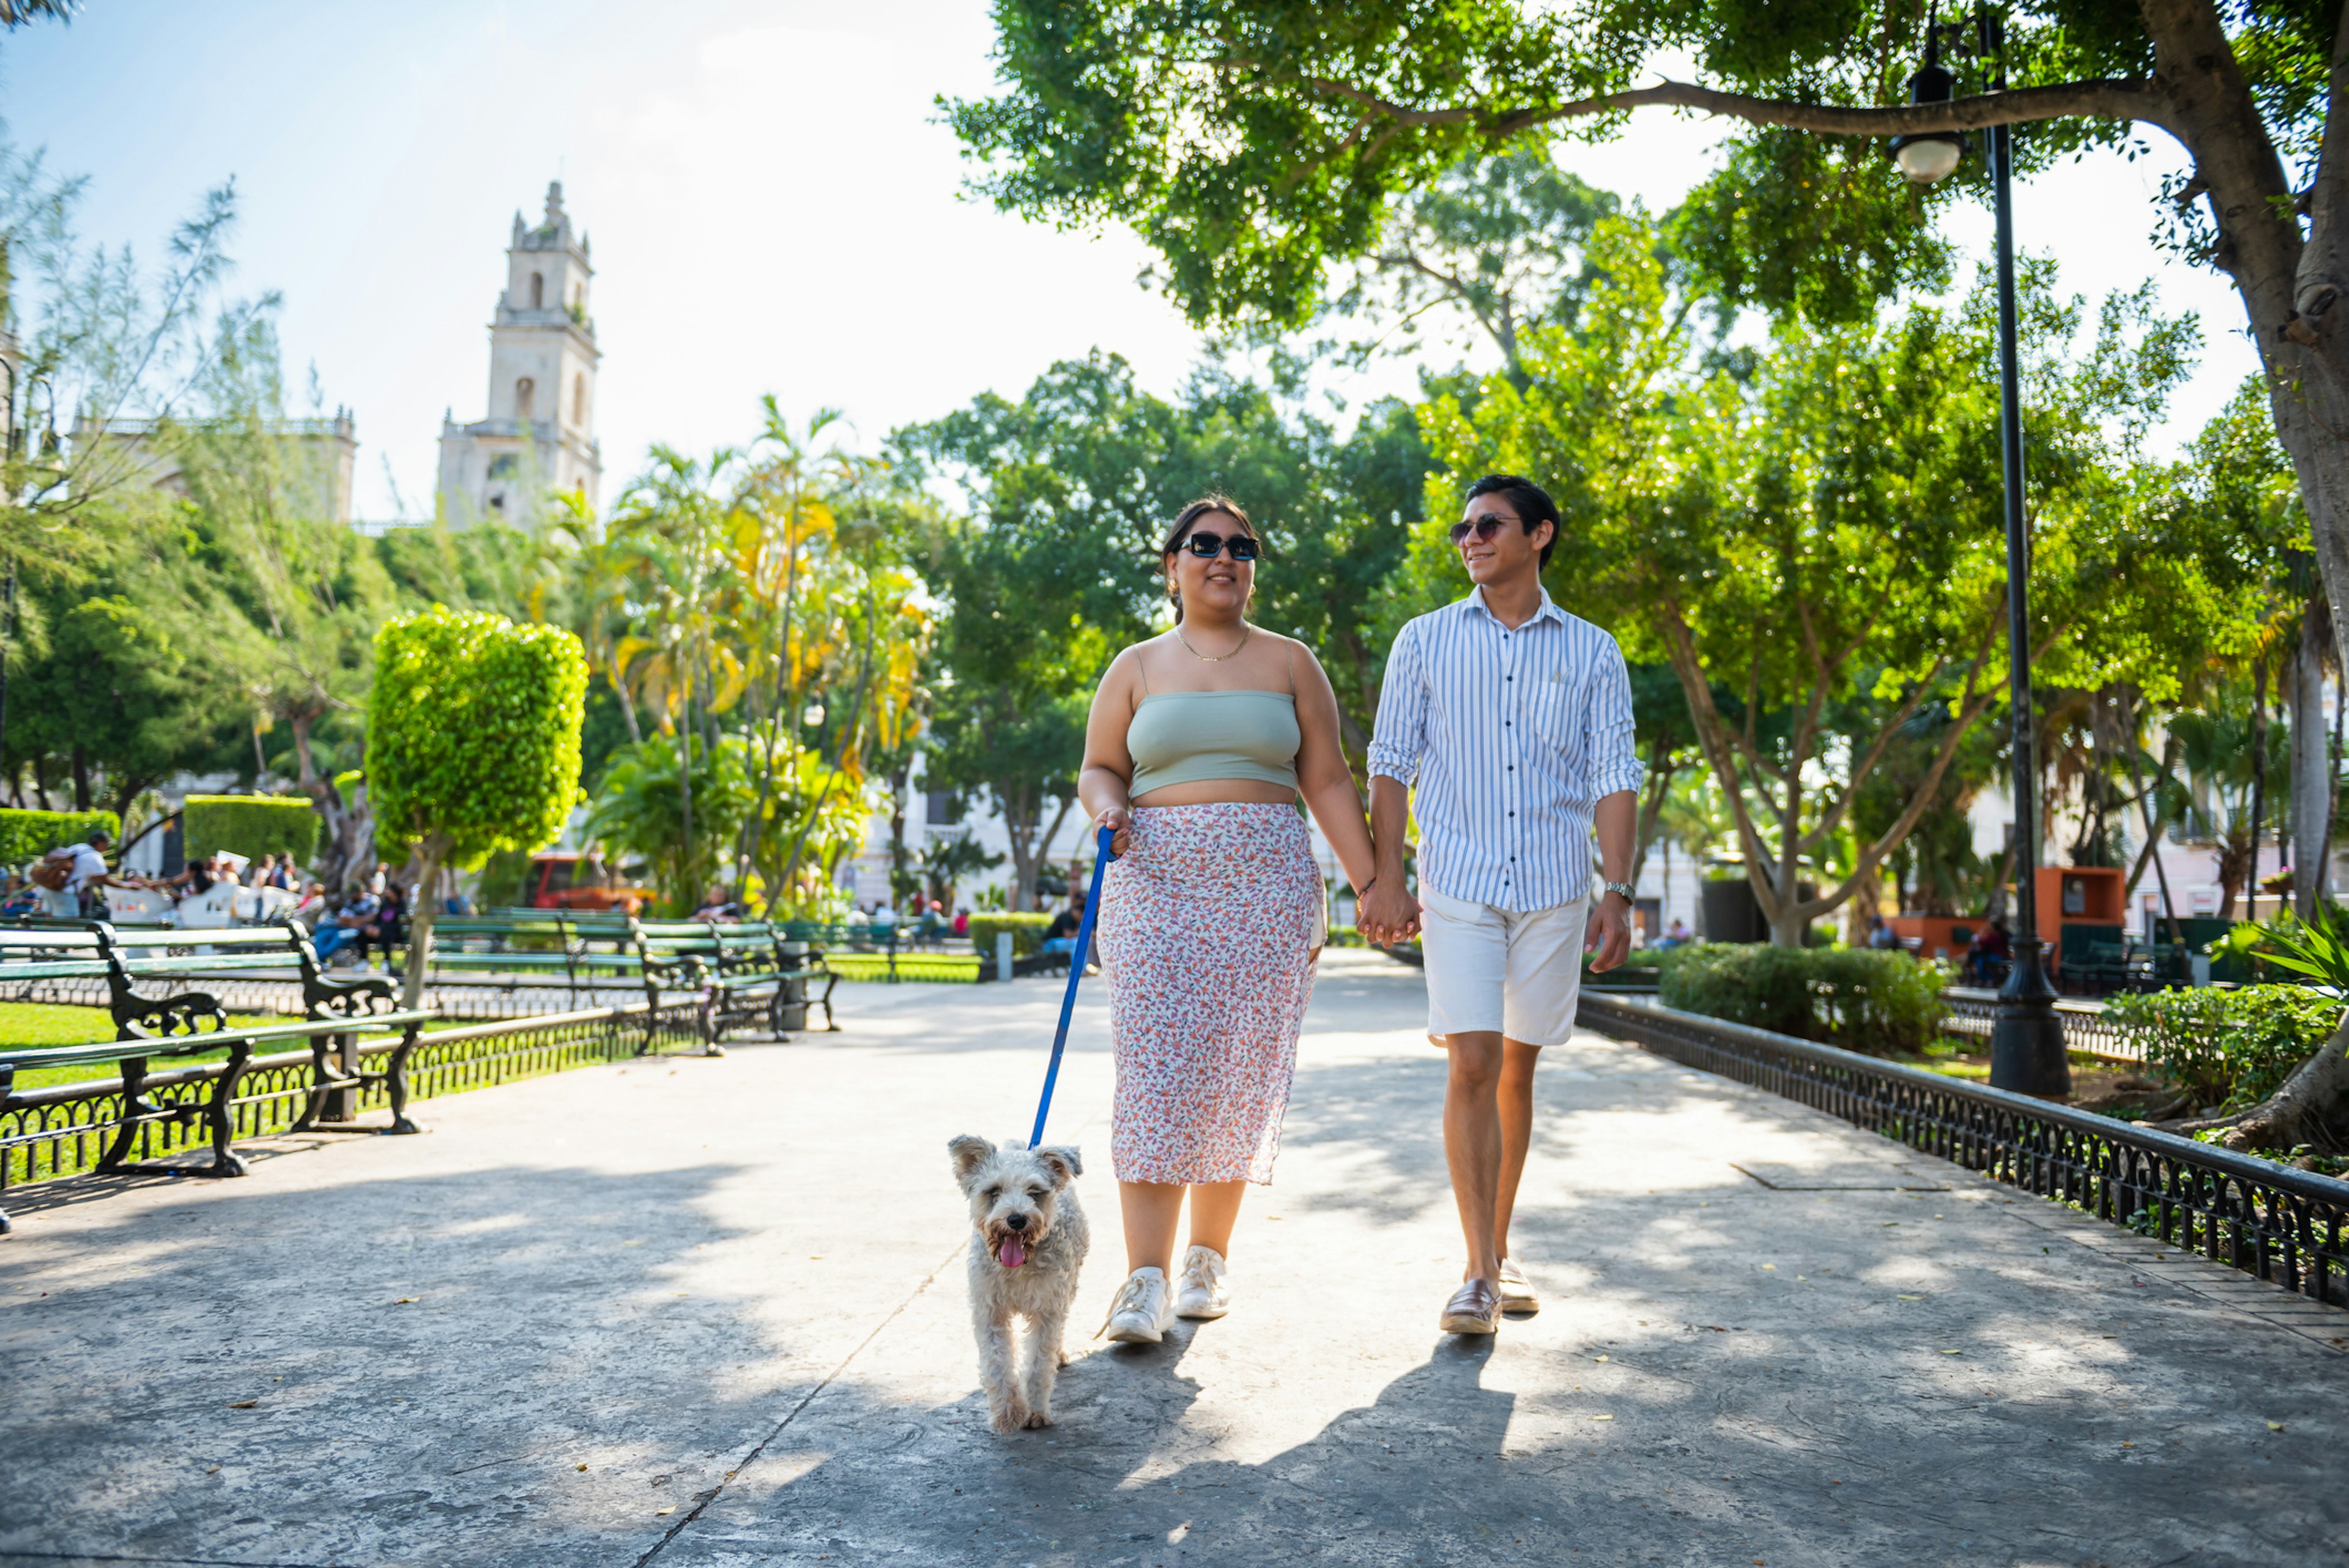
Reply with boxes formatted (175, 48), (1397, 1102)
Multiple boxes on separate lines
(66, 413), (358, 523)
(436, 181), (603, 527)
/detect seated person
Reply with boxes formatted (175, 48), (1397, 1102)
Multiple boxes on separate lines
(1039, 898), (1085, 957)
(314, 885), (384, 965)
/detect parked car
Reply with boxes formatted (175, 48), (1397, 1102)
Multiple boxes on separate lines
(524, 853), (648, 915)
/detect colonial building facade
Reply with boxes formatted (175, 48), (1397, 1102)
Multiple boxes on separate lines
(435, 181), (602, 526)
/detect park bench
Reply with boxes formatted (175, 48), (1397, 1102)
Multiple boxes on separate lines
(428, 912), (591, 994)
(626, 919), (833, 1049)
(0, 923), (434, 1231)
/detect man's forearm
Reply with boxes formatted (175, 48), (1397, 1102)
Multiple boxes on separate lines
(1594, 789), (1636, 886)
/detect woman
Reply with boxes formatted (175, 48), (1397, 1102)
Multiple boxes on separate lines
(1078, 495), (1381, 1342)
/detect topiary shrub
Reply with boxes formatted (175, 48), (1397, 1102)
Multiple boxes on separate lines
(1657, 943), (1950, 1057)
(0, 809), (119, 869)
(182, 795), (321, 866)
(968, 912), (1056, 957)
(2104, 985), (2342, 1111)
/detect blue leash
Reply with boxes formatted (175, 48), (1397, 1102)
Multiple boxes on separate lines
(1030, 825), (1118, 1148)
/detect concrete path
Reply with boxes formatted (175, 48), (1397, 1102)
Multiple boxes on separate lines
(2, 950), (2343, 1568)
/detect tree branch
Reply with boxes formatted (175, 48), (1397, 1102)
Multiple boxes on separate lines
(1277, 72), (2178, 143)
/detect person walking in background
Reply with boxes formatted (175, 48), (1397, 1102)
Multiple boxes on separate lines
(1078, 495), (1382, 1343)
(1356, 474), (1642, 1337)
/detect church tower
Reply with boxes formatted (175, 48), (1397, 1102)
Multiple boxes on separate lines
(435, 181), (603, 526)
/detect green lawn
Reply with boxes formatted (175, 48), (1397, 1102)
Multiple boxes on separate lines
(0, 1002), (307, 1091)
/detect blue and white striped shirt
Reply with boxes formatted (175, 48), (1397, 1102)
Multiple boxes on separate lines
(1366, 587), (1642, 912)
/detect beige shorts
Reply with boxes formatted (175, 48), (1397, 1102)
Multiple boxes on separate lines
(1419, 885), (1590, 1047)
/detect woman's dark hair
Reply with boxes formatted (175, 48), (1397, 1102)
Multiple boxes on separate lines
(1159, 494), (1256, 624)
(1463, 473), (1560, 568)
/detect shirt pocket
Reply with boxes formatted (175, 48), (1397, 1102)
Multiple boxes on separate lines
(1529, 663), (1584, 759)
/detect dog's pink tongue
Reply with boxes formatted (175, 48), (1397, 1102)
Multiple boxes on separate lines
(997, 1237), (1028, 1268)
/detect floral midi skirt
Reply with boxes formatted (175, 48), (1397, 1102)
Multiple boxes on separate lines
(1097, 803), (1322, 1186)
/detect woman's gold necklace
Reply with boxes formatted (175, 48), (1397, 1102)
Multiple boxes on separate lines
(1175, 621), (1252, 662)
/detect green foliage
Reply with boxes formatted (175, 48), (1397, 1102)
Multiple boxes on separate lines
(582, 732), (755, 916)
(181, 795), (320, 864)
(0, 809), (118, 869)
(2105, 986), (2342, 1110)
(967, 912), (1057, 958)
(1657, 943), (1949, 1057)
(368, 607), (588, 871)
(944, 2), (2310, 332)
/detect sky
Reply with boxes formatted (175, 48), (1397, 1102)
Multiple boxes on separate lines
(1, 0), (2265, 522)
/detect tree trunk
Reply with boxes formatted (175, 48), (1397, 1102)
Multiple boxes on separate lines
(400, 839), (447, 1011)
(1626, 753), (1677, 887)
(2249, 653), (2269, 915)
(1002, 780), (1038, 914)
(2294, 596), (2332, 916)
(70, 745), (90, 813)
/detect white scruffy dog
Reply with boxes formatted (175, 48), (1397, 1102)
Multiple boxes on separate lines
(949, 1135), (1089, 1433)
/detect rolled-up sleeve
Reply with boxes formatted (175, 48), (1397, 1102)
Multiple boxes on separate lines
(1365, 620), (1426, 786)
(1584, 637), (1644, 799)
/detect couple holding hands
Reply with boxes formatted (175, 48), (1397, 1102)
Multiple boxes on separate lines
(1080, 473), (1641, 1341)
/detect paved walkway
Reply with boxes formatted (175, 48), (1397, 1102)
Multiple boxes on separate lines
(3, 951), (2343, 1567)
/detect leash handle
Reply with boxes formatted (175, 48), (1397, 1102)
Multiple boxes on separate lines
(1030, 825), (1118, 1148)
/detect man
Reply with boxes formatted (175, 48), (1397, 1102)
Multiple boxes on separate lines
(1357, 474), (1642, 1336)
(49, 829), (139, 920)
(314, 877), (385, 968)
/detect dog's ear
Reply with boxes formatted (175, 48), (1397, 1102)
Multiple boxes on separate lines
(948, 1135), (995, 1184)
(1034, 1145), (1082, 1186)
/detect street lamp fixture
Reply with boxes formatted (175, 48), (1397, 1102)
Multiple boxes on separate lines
(801, 702), (826, 729)
(1887, 7), (2070, 1098)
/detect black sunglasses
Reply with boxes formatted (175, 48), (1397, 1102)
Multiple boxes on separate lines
(1449, 513), (1521, 546)
(1178, 530), (1260, 562)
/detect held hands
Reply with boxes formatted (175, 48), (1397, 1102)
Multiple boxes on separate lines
(1093, 804), (1133, 858)
(1354, 878), (1421, 946)
(1586, 891), (1633, 973)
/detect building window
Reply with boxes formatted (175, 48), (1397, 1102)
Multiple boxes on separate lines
(488, 453), (519, 479)
(573, 373), (588, 426)
(926, 790), (962, 826)
(514, 377), (535, 419)
(530, 272), (544, 309)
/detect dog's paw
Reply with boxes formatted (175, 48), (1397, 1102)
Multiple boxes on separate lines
(1023, 1406), (1053, 1429)
(988, 1399), (1031, 1434)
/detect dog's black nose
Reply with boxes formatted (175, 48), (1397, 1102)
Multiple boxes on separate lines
(1003, 1213), (1030, 1232)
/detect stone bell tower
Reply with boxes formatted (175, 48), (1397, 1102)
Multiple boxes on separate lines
(434, 181), (603, 526)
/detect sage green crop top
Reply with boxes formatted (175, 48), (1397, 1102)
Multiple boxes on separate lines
(1127, 691), (1302, 797)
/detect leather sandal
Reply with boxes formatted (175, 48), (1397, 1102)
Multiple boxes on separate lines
(1441, 1277), (1502, 1335)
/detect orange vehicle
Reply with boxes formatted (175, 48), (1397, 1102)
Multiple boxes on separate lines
(523, 853), (648, 915)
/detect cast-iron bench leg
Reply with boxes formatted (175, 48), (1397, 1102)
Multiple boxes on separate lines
(95, 1052), (154, 1172)
(203, 1039), (251, 1178)
(382, 1020), (422, 1135)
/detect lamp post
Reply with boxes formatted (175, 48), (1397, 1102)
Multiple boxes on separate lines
(1891, 8), (2069, 1097)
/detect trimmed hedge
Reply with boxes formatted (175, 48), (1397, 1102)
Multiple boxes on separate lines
(2104, 985), (2342, 1110)
(183, 795), (322, 865)
(1657, 943), (1949, 1057)
(0, 809), (120, 869)
(968, 912), (1057, 957)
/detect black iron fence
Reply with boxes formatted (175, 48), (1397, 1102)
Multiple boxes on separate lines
(1578, 992), (2349, 1307)
(1941, 987), (2138, 1062)
(1, 998), (709, 1206)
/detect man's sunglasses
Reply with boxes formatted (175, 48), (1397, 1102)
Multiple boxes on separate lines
(1449, 513), (1521, 546)
(1178, 530), (1260, 562)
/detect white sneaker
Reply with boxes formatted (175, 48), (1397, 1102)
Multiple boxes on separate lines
(1174, 1244), (1230, 1320)
(1101, 1267), (1174, 1343)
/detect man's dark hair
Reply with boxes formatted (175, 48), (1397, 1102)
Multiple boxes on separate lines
(1464, 474), (1560, 568)
(86, 829), (111, 845)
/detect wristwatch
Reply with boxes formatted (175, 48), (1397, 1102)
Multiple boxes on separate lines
(1600, 880), (1637, 902)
